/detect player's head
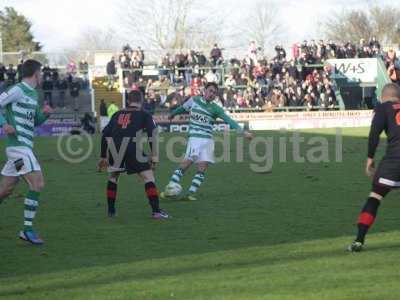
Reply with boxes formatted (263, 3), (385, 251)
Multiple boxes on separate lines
(22, 59), (42, 87)
(204, 82), (219, 102)
(381, 83), (400, 103)
(127, 90), (144, 107)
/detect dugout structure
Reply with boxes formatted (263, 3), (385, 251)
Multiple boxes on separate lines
(327, 57), (391, 110)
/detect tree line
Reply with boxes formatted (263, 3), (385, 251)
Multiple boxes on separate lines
(1, 3), (399, 55)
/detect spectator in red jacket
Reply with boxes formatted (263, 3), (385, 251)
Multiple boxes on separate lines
(190, 75), (202, 96)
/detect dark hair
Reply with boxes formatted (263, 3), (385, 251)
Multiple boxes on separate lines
(22, 59), (42, 78)
(382, 83), (400, 101)
(127, 90), (144, 105)
(205, 82), (218, 90)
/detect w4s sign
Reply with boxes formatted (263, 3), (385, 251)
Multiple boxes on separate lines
(327, 58), (377, 83)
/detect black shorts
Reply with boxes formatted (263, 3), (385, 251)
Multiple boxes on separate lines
(107, 153), (151, 175)
(373, 158), (400, 188)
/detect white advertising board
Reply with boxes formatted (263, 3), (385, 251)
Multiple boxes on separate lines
(247, 110), (373, 130)
(327, 58), (377, 83)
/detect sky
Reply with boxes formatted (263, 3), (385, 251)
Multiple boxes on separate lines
(0, 0), (395, 52)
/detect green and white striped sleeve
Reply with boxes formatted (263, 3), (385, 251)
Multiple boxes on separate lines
(170, 97), (194, 117)
(0, 86), (23, 107)
(0, 110), (6, 126)
(34, 107), (49, 126)
(215, 106), (243, 133)
(0, 86), (22, 126)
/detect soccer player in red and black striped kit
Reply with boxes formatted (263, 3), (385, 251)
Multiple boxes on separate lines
(97, 90), (169, 219)
(349, 83), (400, 251)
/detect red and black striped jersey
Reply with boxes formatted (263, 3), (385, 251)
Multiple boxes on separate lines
(100, 107), (156, 158)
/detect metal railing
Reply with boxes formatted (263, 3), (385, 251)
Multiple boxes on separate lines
(153, 105), (341, 114)
(116, 63), (329, 92)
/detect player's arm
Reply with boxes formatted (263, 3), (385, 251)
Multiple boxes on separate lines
(0, 86), (22, 107)
(0, 86), (23, 134)
(169, 97), (194, 120)
(366, 104), (386, 177)
(0, 110), (6, 128)
(100, 115), (115, 158)
(98, 114), (117, 171)
(216, 107), (253, 140)
(34, 106), (52, 127)
(0, 110), (13, 135)
(144, 113), (159, 168)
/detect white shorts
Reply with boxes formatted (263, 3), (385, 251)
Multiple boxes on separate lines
(1, 146), (41, 177)
(184, 137), (215, 163)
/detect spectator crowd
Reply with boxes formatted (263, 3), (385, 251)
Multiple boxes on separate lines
(0, 59), (90, 109)
(291, 37), (382, 64)
(107, 37), (394, 113)
(109, 37), (400, 111)
(110, 41), (343, 112)
(1, 36), (398, 114)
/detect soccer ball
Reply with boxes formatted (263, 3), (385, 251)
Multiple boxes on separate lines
(165, 182), (183, 197)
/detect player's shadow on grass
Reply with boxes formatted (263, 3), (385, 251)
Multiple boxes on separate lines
(3, 237), (400, 298)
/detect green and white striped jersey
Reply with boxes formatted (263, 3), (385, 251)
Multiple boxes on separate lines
(0, 82), (48, 149)
(170, 96), (242, 139)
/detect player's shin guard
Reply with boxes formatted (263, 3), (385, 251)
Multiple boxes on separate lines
(24, 191), (40, 231)
(145, 182), (160, 213)
(356, 197), (381, 243)
(107, 179), (118, 214)
(169, 168), (184, 184)
(189, 172), (205, 194)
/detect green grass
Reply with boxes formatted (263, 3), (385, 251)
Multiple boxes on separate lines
(1, 128), (400, 300)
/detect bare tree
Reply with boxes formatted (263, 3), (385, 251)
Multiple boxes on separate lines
(74, 27), (119, 51)
(323, 5), (400, 44)
(185, 15), (225, 50)
(240, 0), (284, 55)
(62, 27), (120, 64)
(369, 6), (400, 44)
(117, 0), (223, 53)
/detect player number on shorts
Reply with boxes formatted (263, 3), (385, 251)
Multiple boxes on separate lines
(118, 114), (131, 129)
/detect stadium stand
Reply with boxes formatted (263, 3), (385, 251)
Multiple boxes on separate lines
(92, 76), (123, 117)
(1, 37), (398, 120)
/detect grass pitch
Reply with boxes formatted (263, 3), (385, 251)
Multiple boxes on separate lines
(1, 128), (400, 300)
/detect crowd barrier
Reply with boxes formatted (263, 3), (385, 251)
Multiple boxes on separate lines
(153, 110), (373, 131)
(0, 110), (373, 137)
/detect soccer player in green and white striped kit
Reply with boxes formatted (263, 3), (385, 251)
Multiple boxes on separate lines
(161, 82), (253, 201)
(0, 60), (52, 245)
